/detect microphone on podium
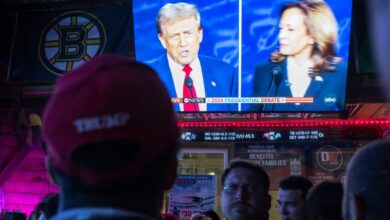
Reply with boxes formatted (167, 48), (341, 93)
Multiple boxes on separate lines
(184, 77), (198, 111)
(185, 77), (193, 89)
(262, 65), (281, 111)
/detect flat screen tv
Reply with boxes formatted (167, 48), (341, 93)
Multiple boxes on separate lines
(132, 0), (352, 113)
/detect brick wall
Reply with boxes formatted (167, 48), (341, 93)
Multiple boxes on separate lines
(1, 147), (58, 217)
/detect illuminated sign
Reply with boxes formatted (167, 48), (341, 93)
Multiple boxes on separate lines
(181, 130), (326, 141)
(288, 130), (325, 140)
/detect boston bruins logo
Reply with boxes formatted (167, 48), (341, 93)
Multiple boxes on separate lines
(39, 11), (106, 75)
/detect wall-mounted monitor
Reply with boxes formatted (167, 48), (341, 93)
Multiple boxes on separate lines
(133, 0), (352, 113)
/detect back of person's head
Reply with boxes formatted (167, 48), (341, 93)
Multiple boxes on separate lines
(203, 210), (220, 220)
(157, 2), (201, 35)
(343, 140), (390, 220)
(306, 180), (343, 220)
(279, 175), (313, 200)
(42, 54), (180, 205)
(222, 159), (270, 192)
(191, 213), (208, 220)
(4, 212), (26, 220)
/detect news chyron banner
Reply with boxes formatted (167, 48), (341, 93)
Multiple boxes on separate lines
(235, 141), (357, 189)
(168, 175), (217, 220)
(12, 5), (132, 81)
(172, 97), (314, 105)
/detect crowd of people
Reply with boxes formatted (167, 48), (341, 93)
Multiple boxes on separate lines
(7, 51), (383, 220)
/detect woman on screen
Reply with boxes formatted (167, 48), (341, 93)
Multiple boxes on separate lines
(252, 0), (347, 112)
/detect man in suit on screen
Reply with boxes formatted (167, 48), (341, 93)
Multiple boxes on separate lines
(147, 2), (237, 112)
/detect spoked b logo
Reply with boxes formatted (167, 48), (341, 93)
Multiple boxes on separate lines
(39, 11), (106, 75)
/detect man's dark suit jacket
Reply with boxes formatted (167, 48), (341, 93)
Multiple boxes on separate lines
(147, 54), (238, 112)
(250, 59), (347, 112)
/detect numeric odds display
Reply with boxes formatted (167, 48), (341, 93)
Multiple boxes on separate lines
(181, 130), (327, 142)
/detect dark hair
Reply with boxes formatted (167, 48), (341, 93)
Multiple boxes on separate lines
(29, 193), (58, 220)
(42, 193), (59, 219)
(222, 159), (270, 193)
(203, 210), (220, 220)
(191, 213), (207, 220)
(305, 181), (343, 220)
(53, 139), (178, 194)
(4, 212), (26, 220)
(279, 175), (313, 199)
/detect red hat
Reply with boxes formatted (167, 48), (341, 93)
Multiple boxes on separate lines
(43, 54), (179, 184)
(162, 213), (179, 220)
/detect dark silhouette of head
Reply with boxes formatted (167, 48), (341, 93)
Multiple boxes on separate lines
(343, 140), (390, 220)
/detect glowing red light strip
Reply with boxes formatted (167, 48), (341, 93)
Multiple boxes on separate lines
(178, 119), (390, 128)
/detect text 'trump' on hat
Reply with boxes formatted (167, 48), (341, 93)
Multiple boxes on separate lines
(43, 54), (179, 184)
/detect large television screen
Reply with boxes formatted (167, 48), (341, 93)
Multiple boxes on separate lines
(133, 0), (352, 113)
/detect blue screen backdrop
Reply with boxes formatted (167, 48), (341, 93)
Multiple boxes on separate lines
(133, 0), (352, 111)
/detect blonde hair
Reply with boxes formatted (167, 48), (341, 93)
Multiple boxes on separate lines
(157, 2), (201, 35)
(271, 1), (341, 73)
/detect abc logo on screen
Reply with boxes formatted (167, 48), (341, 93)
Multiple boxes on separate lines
(323, 94), (337, 106)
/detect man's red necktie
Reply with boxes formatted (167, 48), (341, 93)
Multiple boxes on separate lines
(182, 64), (199, 111)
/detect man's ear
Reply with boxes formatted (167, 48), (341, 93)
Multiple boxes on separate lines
(45, 156), (59, 186)
(353, 194), (366, 220)
(198, 28), (203, 44)
(158, 34), (167, 49)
